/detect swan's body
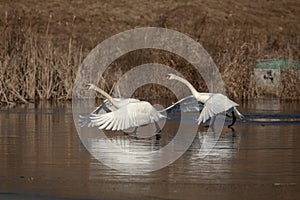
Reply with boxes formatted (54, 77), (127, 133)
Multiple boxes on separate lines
(164, 74), (244, 127)
(90, 101), (165, 131)
(80, 84), (166, 135)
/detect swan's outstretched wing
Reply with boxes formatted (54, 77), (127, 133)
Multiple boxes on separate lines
(79, 99), (115, 127)
(161, 95), (204, 114)
(197, 94), (238, 124)
(89, 102), (158, 131)
(79, 98), (140, 127)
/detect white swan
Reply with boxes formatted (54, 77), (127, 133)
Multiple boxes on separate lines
(164, 74), (244, 127)
(80, 84), (167, 135)
(79, 84), (140, 128)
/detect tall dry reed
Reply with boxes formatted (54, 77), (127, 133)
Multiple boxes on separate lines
(0, 12), (83, 105)
(1, 10), (299, 106)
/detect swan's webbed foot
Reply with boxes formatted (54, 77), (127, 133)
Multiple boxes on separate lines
(228, 126), (236, 137)
(155, 134), (161, 140)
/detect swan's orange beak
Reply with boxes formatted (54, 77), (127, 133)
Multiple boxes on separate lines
(83, 85), (90, 90)
(163, 75), (170, 80)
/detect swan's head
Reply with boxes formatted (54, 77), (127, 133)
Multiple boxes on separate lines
(83, 83), (96, 90)
(163, 74), (176, 80)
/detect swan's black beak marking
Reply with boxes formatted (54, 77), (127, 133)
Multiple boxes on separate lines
(163, 75), (170, 80)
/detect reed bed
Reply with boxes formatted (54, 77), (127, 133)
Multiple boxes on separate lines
(0, 10), (299, 106)
(208, 28), (300, 100)
(99, 27), (300, 101)
(0, 12), (83, 105)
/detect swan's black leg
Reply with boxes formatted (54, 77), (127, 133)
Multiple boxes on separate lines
(229, 126), (236, 137)
(154, 121), (162, 139)
(154, 121), (161, 133)
(226, 113), (231, 118)
(155, 134), (161, 140)
(228, 110), (236, 128)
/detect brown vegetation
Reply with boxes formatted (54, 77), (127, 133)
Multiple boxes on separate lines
(0, 12), (83, 105)
(0, 1), (299, 105)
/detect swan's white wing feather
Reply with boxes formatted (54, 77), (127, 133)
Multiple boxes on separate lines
(161, 95), (203, 113)
(90, 102), (157, 131)
(79, 97), (140, 128)
(198, 94), (239, 124)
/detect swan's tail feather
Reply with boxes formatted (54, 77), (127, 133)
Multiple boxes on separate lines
(233, 107), (244, 119)
(158, 112), (167, 119)
(157, 110), (169, 120)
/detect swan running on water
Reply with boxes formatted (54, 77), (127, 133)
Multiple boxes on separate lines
(80, 84), (166, 135)
(79, 84), (141, 129)
(80, 84), (200, 136)
(164, 74), (244, 127)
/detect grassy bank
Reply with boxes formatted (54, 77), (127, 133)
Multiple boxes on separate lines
(0, 1), (299, 105)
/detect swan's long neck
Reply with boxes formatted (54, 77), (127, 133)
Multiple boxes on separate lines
(92, 86), (119, 108)
(173, 76), (199, 97)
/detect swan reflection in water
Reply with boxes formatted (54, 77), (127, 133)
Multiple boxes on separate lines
(82, 128), (164, 173)
(190, 126), (240, 161)
(82, 120), (240, 173)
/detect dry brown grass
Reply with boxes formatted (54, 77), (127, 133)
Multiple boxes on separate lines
(281, 66), (300, 100)
(0, 12), (83, 105)
(0, 1), (299, 105)
(98, 27), (300, 101)
(207, 28), (300, 100)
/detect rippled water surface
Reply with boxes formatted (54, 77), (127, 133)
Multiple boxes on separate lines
(0, 100), (299, 200)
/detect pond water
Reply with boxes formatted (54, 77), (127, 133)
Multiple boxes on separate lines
(0, 99), (299, 200)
